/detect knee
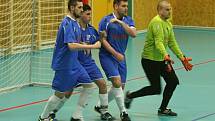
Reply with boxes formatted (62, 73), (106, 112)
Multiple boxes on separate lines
(54, 91), (65, 99)
(95, 80), (107, 91)
(152, 86), (161, 95)
(82, 83), (94, 88)
(167, 83), (178, 92)
(111, 78), (122, 88)
(65, 92), (72, 98)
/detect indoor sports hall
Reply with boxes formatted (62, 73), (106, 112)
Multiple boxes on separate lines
(0, 0), (214, 121)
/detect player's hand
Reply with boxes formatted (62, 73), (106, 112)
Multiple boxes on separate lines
(114, 52), (124, 62)
(164, 55), (174, 64)
(93, 41), (101, 49)
(81, 42), (91, 55)
(110, 18), (123, 24)
(164, 55), (174, 72)
(181, 56), (193, 71)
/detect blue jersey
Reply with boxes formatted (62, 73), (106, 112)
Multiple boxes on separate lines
(99, 13), (135, 55)
(78, 24), (99, 64)
(51, 16), (82, 70)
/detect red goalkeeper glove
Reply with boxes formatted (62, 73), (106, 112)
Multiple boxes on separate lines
(181, 56), (193, 71)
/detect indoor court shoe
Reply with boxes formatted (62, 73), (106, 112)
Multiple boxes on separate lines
(120, 112), (131, 121)
(158, 108), (177, 116)
(70, 117), (84, 121)
(124, 91), (133, 109)
(38, 116), (48, 121)
(94, 105), (102, 114)
(101, 112), (115, 121)
(48, 112), (56, 119)
(38, 116), (58, 121)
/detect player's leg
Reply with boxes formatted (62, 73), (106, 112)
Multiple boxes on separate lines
(98, 54), (131, 121)
(71, 67), (94, 121)
(115, 60), (132, 121)
(94, 79), (116, 120)
(48, 89), (74, 119)
(39, 91), (65, 121)
(81, 60), (114, 120)
(39, 70), (77, 121)
(159, 63), (179, 116)
(97, 54), (117, 106)
(125, 58), (162, 109)
(94, 55), (116, 112)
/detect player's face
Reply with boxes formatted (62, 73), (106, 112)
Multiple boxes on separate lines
(73, 2), (83, 18)
(161, 3), (171, 19)
(81, 10), (91, 24)
(116, 1), (128, 17)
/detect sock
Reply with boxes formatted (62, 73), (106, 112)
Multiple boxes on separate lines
(53, 97), (68, 113)
(112, 87), (126, 113)
(72, 87), (93, 119)
(99, 93), (108, 114)
(108, 87), (115, 103)
(96, 87), (114, 107)
(41, 95), (62, 119)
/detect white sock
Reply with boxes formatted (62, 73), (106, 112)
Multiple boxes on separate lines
(72, 88), (93, 119)
(54, 97), (68, 112)
(41, 95), (62, 119)
(112, 87), (126, 113)
(108, 87), (115, 103)
(99, 93), (108, 114)
(96, 87), (114, 107)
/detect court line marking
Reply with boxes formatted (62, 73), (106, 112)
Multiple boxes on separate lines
(0, 59), (214, 113)
(191, 112), (215, 121)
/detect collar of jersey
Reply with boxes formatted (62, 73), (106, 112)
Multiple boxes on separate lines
(112, 12), (125, 20)
(66, 15), (76, 21)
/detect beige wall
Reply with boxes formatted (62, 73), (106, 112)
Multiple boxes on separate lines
(133, 0), (215, 30)
(91, 0), (113, 30)
(171, 0), (215, 27)
(133, 0), (158, 30)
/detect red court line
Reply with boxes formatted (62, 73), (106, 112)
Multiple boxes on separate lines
(0, 99), (48, 113)
(0, 59), (214, 113)
(0, 92), (80, 113)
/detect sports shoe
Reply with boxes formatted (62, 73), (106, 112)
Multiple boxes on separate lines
(38, 116), (58, 121)
(38, 116), (48, 121)
(124, 91), (133, 109)
(49, 112), (56, 119)
(70, 117), (84, 121)
(158, 108), (177, 116)
(120, 112), (131, 121)
(101, 112), (115, 121)
(94, 106), (102, 114)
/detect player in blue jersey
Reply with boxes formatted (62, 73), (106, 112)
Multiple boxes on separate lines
(70, 4), (115, 121)
(38, 1), (101, 121)
(94, 0), (137, 121)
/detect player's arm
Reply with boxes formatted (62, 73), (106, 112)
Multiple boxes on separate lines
(167, 25), (193, 71)
(68, 42), (101, 50)
(98, 18), (124, 61)
(110, 18), (136, 38)
(167, 25), (184, 59)
(99, 31), (124, 61)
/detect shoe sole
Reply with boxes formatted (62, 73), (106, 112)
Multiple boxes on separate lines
(158, 113), (177, 116)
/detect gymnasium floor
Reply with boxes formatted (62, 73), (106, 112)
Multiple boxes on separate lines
(0, 28), (215, 121)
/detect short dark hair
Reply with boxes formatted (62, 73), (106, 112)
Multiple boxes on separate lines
(83, 4), (91, 12)
(68, 0), (82, 11)
(113, 0), (128, 5)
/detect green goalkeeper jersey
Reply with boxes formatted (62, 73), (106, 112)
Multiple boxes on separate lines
(142, 15), (184, 61)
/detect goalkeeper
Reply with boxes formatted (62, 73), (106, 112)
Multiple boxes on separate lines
(124, 0), (193, 116)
